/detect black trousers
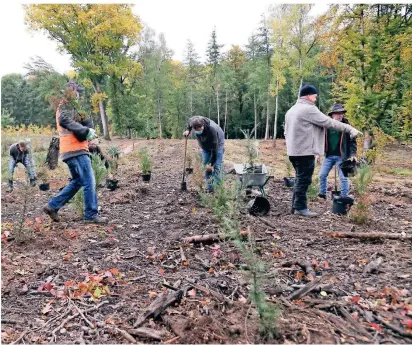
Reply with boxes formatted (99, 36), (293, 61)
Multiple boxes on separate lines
(289, 155), (315, 211)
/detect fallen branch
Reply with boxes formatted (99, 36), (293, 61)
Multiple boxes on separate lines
(375, 314), (412, 338)
(288, 275), (329, 300)
(182, 233), (224, 243)
(256, 217), (277, 230)
(133, 289), (183, 328)
(127, 327), (165, 340)
(113, 327), (137, 344)
(179, 246), (187, 263)
(183, 230), (249, 244)
(191, 283), (233, 306)
(70, 300), (95, 329)
(164, 336), (180, 344)
(323, 232), (412, 240)
(51, 301), (108, 341)
(339, 307), (372, 340)
(10, 330), (29, 345)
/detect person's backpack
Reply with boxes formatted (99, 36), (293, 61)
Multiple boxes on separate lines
(46, 136), (60, 170)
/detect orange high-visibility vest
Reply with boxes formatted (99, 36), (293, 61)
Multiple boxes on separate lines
(56, 105), (88, 154)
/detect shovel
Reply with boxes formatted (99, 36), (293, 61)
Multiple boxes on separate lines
(181, 137), (188, 191)
(331, 165), (341, 198)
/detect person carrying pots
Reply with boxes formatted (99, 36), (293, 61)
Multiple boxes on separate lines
(183, 116), (225, 193)
(43, 81), (107, 224)
(6, 140), (37, 192)
(284, 85), (362, 218)
(318, 103), (357, 200)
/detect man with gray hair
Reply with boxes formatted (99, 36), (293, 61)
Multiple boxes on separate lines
(183, 116), (225, 192)
(284, 85), (362, 217)
(7, 140), (37, 192)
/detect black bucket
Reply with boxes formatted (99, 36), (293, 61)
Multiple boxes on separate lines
(248, 196), (270, 216)
(39, 183), (50, 191)
(284, 177), (295, 188)
(332, 196), (354, 215)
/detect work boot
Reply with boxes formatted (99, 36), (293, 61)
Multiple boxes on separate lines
(318, 193), (326, 200)
(30, 178), (37, 187)
(84, 215), (108, 224)
(6, 180), (13, 193)
(295, 209), (318, 218)
(43, 205), (60, 222)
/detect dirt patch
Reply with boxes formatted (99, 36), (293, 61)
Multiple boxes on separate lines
(2, 139), (412, 344)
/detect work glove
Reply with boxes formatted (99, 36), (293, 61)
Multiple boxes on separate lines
(86, 128), (97, 141)
(183, 130), (190, 138)
(349, 127), (362, 139)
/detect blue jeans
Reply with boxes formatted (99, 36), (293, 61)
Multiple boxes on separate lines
(202, 148), (224, 191)
(8, 156), (36, 180)
(48, 154), (98, 220)
(319, 155), (349, 197)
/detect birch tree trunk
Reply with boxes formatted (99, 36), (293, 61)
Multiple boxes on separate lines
(224, 90), (228, 136)
(264, 85), (270, 140)
(216, 84), (220, 127)
(254, 92), (257, 139)
(92, 81), (110, 140)
(273, 79), (279, 147)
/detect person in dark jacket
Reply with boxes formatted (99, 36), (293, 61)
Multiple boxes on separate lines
(43, 81), (106, 223)
(7, 140), (37, 192)
(183, 116), (225, 192)
(88, 140), (110, 170)
(318, 103), (357, 199)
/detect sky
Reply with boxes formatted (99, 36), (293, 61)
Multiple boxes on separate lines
(0, 1), (331, 78)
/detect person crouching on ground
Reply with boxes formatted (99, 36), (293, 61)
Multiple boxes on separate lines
(183, 116), (225, 193)
(318, 103), (357, 199)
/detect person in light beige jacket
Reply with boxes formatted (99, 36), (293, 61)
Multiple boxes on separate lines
(284, 84), (362, 217)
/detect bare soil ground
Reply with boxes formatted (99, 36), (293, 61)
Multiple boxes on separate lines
(2, 139), (412, 344)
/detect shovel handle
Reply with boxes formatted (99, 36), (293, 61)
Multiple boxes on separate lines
(182, 137), (188, 181)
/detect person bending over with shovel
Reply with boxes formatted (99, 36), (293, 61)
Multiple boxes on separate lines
(317, 103), (357, 200)
(183, 116), (225, 193)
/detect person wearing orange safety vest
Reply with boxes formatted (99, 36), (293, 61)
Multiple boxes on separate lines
(43, 81), (107, 223)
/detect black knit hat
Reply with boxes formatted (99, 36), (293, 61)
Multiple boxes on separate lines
(299, 84), (318, 97)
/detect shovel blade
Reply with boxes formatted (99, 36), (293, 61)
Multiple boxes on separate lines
(181, 181), (187, 191)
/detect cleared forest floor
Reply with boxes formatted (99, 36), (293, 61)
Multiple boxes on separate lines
(2, 139), (412, 344)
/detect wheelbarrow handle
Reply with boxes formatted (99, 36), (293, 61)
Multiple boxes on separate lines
(262, 175), (274, 187)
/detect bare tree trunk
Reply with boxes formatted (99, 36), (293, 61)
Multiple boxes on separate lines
(208, 96), (212, 118)
(92, 81), (110, 140)
(216, 85), (220, 127)
(254, 92), (257, 139)
(272, 79), (279, 147)
(157, 96), (163, 139)
(264, 85), (270, 140)
(224, 90), (228, 135)
(190, 86), (193, 115)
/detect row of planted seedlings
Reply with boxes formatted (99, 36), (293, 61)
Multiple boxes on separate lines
(198, 173), (280, 340)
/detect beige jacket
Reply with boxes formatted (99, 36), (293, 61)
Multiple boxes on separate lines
(284, 99), (354, 156)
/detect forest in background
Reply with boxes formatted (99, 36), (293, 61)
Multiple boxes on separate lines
(1, 4), (411, 142)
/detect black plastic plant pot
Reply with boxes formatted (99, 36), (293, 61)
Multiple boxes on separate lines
(186, 167), (193, 174)
(248, 196), (270, 216)
(39, 183), (50, 191)
(283, 177), (295, 188)
(106, 179), (119, 191)
(142, 173), (151, 182)
(332, 196), (354, 216)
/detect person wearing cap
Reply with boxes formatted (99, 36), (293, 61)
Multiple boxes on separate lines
(318, 103), (357, 199)
(6, 140), (37, 192)
(284, 85), (362, 217)
(183, 116), (225, 192)
(43, 81), (107, 224)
